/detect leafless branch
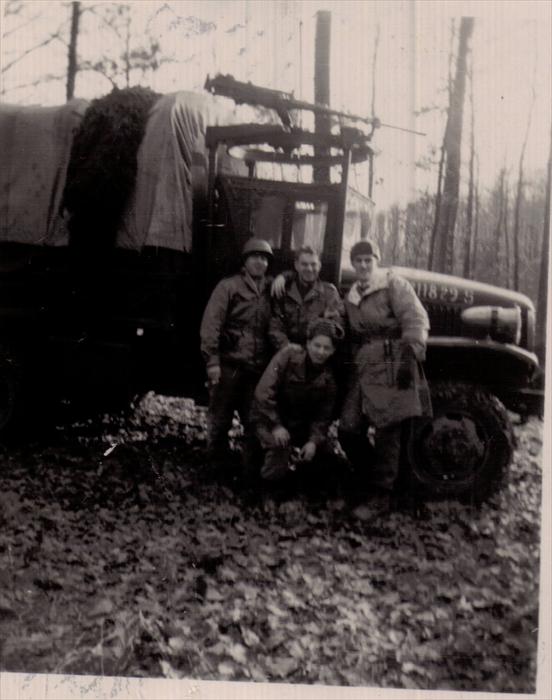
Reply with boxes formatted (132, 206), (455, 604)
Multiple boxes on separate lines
(1, 31), (62, 74)
(0, 73), (65, 96)
(2, 10), (43, 39)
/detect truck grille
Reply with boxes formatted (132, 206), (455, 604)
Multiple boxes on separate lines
(426, 303), (463, 336)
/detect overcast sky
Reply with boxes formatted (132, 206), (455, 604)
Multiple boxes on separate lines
(1, 0), (550, 210)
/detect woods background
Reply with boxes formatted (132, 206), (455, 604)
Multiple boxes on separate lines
(2, 2), (550, 363)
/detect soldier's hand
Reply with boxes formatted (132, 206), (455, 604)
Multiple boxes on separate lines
(396, 345), (415, 390)
(300, 441), (317, 462)
(206, 365), (221, 387)
(272, 426), (290, 447)
(271, 274), (287, 298)
(396, 363), (412, 390)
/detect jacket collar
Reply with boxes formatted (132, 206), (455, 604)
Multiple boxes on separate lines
(347, 268), (391, 306)
(241, 269), (266, 296)
(287, 276), (323, 305)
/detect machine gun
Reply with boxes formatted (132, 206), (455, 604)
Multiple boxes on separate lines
(204, 73), (425, 136)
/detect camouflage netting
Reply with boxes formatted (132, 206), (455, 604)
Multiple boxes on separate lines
(63, 86), (161, 252)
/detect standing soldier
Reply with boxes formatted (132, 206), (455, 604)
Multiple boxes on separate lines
(200, 237), (274, 472)
(269, 246), (344, 350)
(338, 240), (432, 497)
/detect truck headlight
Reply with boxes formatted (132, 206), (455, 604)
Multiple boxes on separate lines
(461, 305), (521, 345)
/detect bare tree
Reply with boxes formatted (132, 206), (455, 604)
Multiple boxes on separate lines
(430, 17), (474, 274)
(463, 59), (475, 279)
(428, 19), (456, 270)
(536, 121), (551, 363)
(513, 52), (538, 291)
(66, 1), (81, 100)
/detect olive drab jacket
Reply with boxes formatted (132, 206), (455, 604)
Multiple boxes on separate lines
(269, 276), (345, 350)
(200, 271), (272, 373)
(252, 345), (337, 447)
(342, 268), (432, 429)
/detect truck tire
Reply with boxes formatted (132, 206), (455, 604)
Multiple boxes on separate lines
(406, 381), (514, 502)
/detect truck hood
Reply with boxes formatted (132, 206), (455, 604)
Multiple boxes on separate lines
(341, 265), (535, 311)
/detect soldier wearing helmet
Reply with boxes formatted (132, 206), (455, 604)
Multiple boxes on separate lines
(339, 239), (432, 500)
(200, 237), (274, 473)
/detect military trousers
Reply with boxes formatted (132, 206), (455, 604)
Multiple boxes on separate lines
(207, 363), (261, 466)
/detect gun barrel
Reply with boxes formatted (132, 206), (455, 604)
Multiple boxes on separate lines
(205, 74), (425, 136)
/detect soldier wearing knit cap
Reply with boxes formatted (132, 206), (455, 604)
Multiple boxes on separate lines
(251, 318), (340, 482)
(339, 239), (432, 496)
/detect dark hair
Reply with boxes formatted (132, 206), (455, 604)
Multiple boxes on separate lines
(294, 246), (320, 262)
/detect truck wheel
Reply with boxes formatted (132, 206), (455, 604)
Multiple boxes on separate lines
(406, 381), (514, 502)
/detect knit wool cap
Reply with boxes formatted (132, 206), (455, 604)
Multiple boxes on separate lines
(350, 239), (381, 262)
(306, 318), (344, 342)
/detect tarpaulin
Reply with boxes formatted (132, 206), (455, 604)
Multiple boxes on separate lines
(0, 91), (279, 252)
(117, 90), (278, 252)
(0, 99), (88, 246)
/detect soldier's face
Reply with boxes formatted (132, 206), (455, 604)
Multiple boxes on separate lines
(244, 253), (269, 278)
(306, 334), (335, 365)
(352, 254), (378, 282)
(295, 253), (321, 284)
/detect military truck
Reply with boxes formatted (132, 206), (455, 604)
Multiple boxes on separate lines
(0, 77), (542, 501)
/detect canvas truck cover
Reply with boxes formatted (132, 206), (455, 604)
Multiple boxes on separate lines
(0, 99), (88, 246)
(117, 90), (279, 252)
(1, 91), (279, 252)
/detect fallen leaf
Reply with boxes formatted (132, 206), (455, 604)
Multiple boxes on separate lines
(90, 598), (114, 617)
(265, 655), (299, 678)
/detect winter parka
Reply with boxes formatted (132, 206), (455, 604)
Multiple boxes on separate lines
(269, 276), (345, 350)
(200, 271), (272, 373)
(252, 345), (337, 447)
(341, 268), (432, 429)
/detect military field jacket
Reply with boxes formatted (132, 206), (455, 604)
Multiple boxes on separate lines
(200, 271), (272, 373)
(269, 276), (345, 350)
(252, 345), (337, 446)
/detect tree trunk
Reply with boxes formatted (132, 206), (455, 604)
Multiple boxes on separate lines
(431, 17), (474, 273)
(513, 107), (536, 291)
(66, 1), (80, 101)
(313, 10), (331, 184)
(463, 62), (475, 279)
(503, 178), (510, 288)
(493, 169), (506, 285)
(536, 120), (551, 364)
(471, 158), (480, 278)
(428, 20), (456, 271)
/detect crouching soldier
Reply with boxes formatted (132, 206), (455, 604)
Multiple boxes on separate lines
(200, 238), (274, 473)
(338, 239), (432, 499)
(252, 319), (340, 483)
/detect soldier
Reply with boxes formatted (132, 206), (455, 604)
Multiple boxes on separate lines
(338, 239), (432, 497)
(200, 237), (274, 472)
(269, 246), (344, 350)
(252, 318), (339, 483)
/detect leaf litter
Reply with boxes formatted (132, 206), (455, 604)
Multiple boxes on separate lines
(0, 393), (543, 692)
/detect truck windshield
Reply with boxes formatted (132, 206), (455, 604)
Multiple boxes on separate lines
(224, 181), (329, 256)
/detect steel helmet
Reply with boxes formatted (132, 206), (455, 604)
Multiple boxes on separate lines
(241, 237), (274, 260)
(350, 239), (381, 263)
